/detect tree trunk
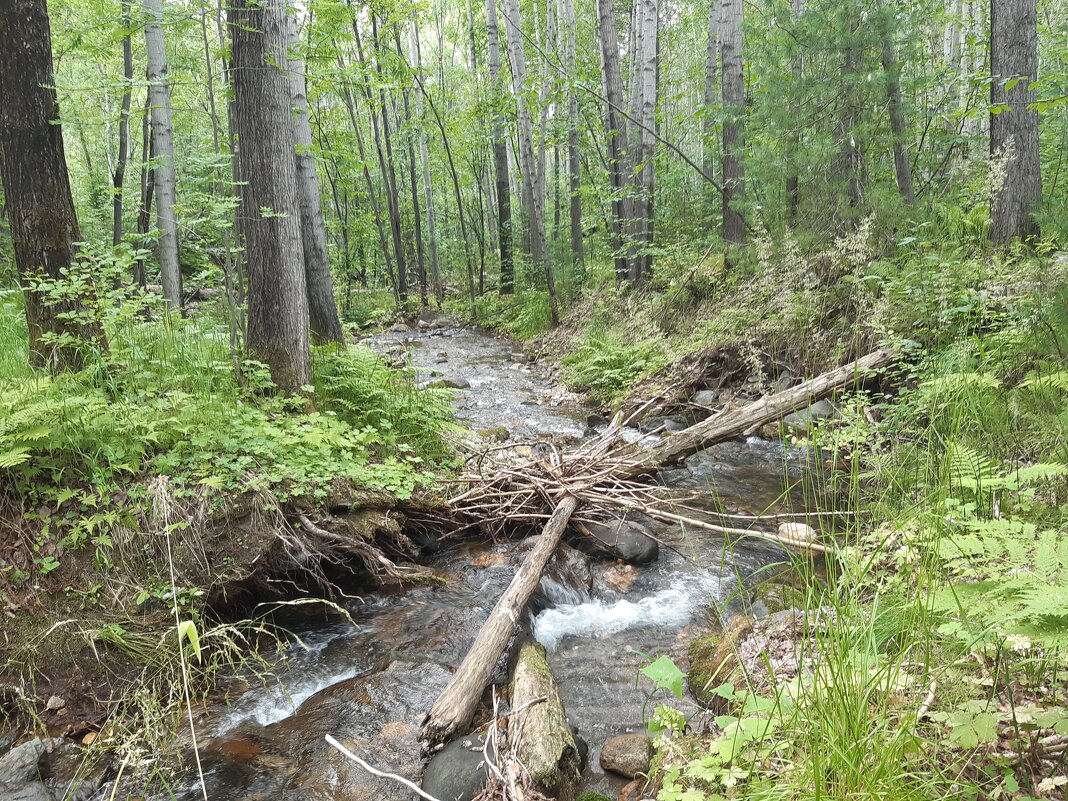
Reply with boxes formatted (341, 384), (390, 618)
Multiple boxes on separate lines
(785, 0), (803, 221)
(287, 15), (343, 343)
(501, 0), (559, 325)
(421, 495), (580, 745)
(410, 26), (443, 306)
(636, 0), (658, 282)
(876, 0), (915, 206)
(396, 29), (427, 308)
(135, 92), (153, 287)
(720, 0), (745, 253)
(989, 0), (1041, 243)
(230, 0), (311, 393)
(560, 0), (584, 274)
(835, 43), (864, 217)
(485, 0), (515, 294)
(113, 0), (134, 246)
(703, 0), (720, 221)
(144, 0), (183, 310)
(596, 0), (632, 282)
(0, 0), (107, 370)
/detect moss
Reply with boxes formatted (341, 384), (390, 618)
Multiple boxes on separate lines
(576, 793), (613, 801)
(687, 615), (752, 707)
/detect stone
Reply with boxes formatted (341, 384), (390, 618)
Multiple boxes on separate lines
(639, 415), (689, 434)
(772, 372), (796, 394)
(778, 522), (818, 543)
(599, 733), (653, 779)
(421, 732), (496, 801)
(427, 377), (471, 390)
(687, 615), (753, 708)
(692, 389), (718, 407)
(619, 778), (648, 801)
(782, 399), (836, 433)
(45, 695), (65, 712)
(435, 351), (448, 363)
(602, 564), (638, 593)
(0, 738), (47, 783)
(389, 323), (409, 333)
(586, 412), (608, 428)
(0, 781), (50, 801)
(576, 793), (613, 801)
(577, 519), (659, 565)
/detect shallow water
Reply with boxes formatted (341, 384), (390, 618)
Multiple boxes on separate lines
(170, 325), (827, 800)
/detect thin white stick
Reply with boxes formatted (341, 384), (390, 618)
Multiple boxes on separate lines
(325, 734), (445, 801)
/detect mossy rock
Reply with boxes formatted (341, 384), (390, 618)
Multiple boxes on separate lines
(687, 615), (753, 707)
(576, 793), (613, 801)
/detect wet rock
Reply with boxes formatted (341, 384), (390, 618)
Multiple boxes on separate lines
(601, 564), (638, 593)
(0, 781), (51, 801)
(477, 426), (510, 442)
(428, 377), (471, 389)
(599, 733), (653, 779)
(619, 778), (648, 801)
(0, 738), (47, 783)
(692, 389), (718, 407)
(772, 372), (796, 394)
(639, 415), (689, 434)
(782, 399), (836, 433)
(435, 350), (448, 363)
(389, 323), (409, 333)
(586, 412), (608, 428)
(688, 615), (753, 707)
(421, 732), (496, 801)
(473, 551), (508, 569)
(576, 519), (659, 565)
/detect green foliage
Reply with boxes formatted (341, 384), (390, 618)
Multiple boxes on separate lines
(562, 328), (668, 405)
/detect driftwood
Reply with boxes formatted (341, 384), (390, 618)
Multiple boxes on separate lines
(421, 496), (579, 745)
(622, 347), (896, 476)
(510, 641), (581, 798)
(420, 347), (896, 749)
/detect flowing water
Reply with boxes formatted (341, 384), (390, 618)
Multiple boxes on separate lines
(172, 324), (829, 800)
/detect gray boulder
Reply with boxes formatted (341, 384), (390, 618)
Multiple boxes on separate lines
(422, 733), (496, 801)
(692, 390), (719, 407)
(0, 739), (46, 783)
(599, 733), (654, 779)
(783, 399), (836, 432)
(576, 519), (658, 565)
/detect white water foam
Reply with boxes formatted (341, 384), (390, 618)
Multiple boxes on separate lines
(533, 571), (719, 652)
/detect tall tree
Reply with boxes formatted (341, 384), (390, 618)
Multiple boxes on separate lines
(876, 0), (916, 205)
(989, 0), (1041, 242)
(785, 0), (803, 221)
(635, 0), (658, 281)
(113, 0), (134, 246)
(144, 0), (183, 309)
(560, 0), (584, 272)
(502, 0), (559, 326)
(484, 0), (514, 294)
(0, 0), (106, 370)
(230, 0), (310, 393)
(703, 0), (720, 220)
(596, 0), (632, 281)
(720, 0), (745, 252)
(286, 14), (343, 343)
(411, 25), (443, 305)
(395, 28), (427, 307)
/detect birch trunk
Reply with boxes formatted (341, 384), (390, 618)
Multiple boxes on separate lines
(287, 15), (342, 343)
(703, 0), (720, 220)
(636, 0), (658, 282)
(596, 0), (632, 281)
(144, 0), (183, 309)
(113, 0), (134, 246)
(720, 0), (745, 251)
(396, 29), (427, 307)
(485, 0), (515, 294)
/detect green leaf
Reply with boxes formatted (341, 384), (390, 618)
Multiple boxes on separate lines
(177, 619), (202, 663)
(641, 655), (685, 700)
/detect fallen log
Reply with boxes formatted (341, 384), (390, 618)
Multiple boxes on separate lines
(510, 640), (581, 799)
(421, 495), (580, 746)
(623, 346), (895, 475)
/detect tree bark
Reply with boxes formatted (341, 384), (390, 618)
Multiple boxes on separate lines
(989, 0), (1041, 243)
(410, 26), (443, 306)
(785, 0), (803, 221)
(230, 0), (311, 393)
(0, 0), (107, 370)
(876, 0), (915, 206)
(144, 0), (183, 310)
(636, 0), (658, 282)
(720, 0), (745, 253)
(596, 0), (632, 282)
(421, 495), (580, 745)
(501, 0), (559, 325)
(113, 0), (134, 247)
(287, 15), (343, 343)
(396, 29), (427, 308)
(560, 0), (584, 273)
(485, 0), (515, 294)
(703, 0), (720, 221)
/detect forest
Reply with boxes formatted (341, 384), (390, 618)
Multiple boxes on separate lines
(0, 0), (1067, 796)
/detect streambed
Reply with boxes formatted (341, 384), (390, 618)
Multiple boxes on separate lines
(174, 324), (827, 800)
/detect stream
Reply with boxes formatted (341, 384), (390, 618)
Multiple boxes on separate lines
(172, 323), (828, 801)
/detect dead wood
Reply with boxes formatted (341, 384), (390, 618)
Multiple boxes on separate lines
(421, 496), (579, 745)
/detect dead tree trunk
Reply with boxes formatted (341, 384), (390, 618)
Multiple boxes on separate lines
(421, 495), (579, 744)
